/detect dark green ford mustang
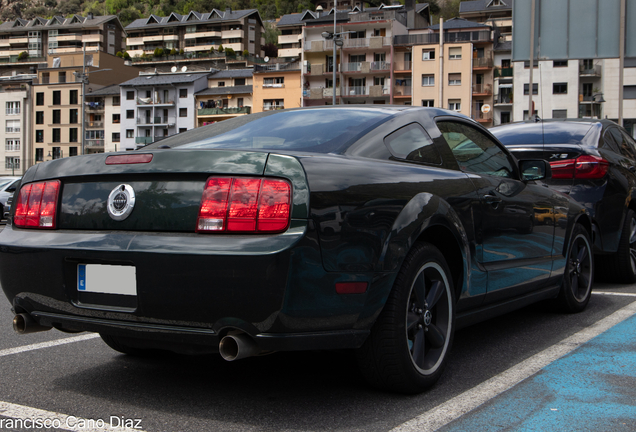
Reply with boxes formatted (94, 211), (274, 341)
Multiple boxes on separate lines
(0, 106), (594, 393)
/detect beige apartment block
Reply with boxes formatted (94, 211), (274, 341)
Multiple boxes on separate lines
(195, 69), (253, 127)
(252, 63), (302, 113)
(31, 51), (137, 165)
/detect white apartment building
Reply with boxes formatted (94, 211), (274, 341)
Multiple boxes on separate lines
(0, 75), (34, 174)
(86, 84), (122, 153)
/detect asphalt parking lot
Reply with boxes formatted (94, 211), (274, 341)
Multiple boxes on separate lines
(0, 275), (634, 431)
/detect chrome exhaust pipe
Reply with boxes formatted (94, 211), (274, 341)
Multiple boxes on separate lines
(13, 313), (52, 334)
(219, 333), (261, 361)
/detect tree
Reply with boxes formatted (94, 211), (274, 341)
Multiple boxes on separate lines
(263, 22), (280, 46)
(18, 51), (29, 61)
(263, 42), (278, 58)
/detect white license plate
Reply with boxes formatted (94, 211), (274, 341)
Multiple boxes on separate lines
(77, 264), (137, 296)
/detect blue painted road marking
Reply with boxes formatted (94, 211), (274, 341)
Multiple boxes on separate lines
(440, 314), (636, 432)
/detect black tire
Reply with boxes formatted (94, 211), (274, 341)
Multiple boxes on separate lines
(100, 333), (152, 356)
(607, 209), (636, 283)
(558, 224), (594, 313)
(357, 242), (455, 394)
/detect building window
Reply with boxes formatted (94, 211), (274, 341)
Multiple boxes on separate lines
(421, 75), (435, 86)
(112, 96), (120, 106)
(69, 147), (78, 157)
(553, 60), (568, 67)
(53, 91), (61, 105)
(112, 113), (120, 123)
(5, 157), (20, 171)
(69, 89), (78, 104)
(263, 99), (284, 110)
(59, 71), (66, 83)
(422, 100), (434, 107)
(52, 109), (61, 124)
(552, 109), (568, 118)
(218, 82), (225, 87)
(448, 73), (461, 85)
(553, 82), (568, 94)
(263, 77), (284, 87)
(179, 88), (188, 98)
(524, 83), (539, 95)
(422, 49), (435, 60)
(449, 47), (461, 60)
(237, 98), (244, 107)
(6, 139), (20, 151)
(448, 100), (461, 111)
(36, 130), (43, 143)
(126, 129), (134, 138)
(112, 132), (120, 142)
(6, 120), (20, 133)
(235, 78), (246, 86)
(179, 128), (187, 133)
(52, 128), (61, 143)
(52, 147), (61, 159)
(36, 111), (44, 124)
(36, 148), (43, 162)
(69, 128), (78, 143)
(126, 110), (134, 119)
(126, 91), (134, 100)
(69, 109), (78, 124)
(36, 92), (44, 105)
(6, 101), (20, 115)
(179, 108), (187, 117)
(524, 60), (539, 68)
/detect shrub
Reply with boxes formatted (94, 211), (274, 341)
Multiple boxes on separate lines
(17, 51), (28, 60)
(153, 48), (164, 57)
(242, 49), (249, 57)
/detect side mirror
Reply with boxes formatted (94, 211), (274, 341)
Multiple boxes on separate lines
(519, 159), (551, 181)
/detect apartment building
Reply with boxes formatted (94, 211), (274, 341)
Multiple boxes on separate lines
(32, 51), (137, 165)
(125, 9), (265, 61)
(0, 75), (35, 174)
(195, 69), (253, 126)
(252, 62), (302, 113)
(459, 0), (512, 42)
(276, 11), (311, 59)
(301, 4), (430, 106)
(85, 84), (122, 153)
(0, 14), (126, 76)
(119, 72), (209, 150)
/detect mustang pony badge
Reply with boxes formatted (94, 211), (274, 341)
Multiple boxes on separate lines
(107, 184), (136, 221)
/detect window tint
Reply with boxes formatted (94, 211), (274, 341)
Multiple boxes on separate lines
(384, 123), (440, 164)
(620, 129), (636, 159)
(438, 121), (513, 177)
(608, 128), (636, 160)
(602, 129), (620, 153)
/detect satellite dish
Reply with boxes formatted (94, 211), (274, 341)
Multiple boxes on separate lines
(181, 66), (188, 72)
(171, 66), (177, 72)
(264, 56), (269, 63)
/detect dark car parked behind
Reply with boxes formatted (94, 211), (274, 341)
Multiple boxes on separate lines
(491, 119), (636, 283)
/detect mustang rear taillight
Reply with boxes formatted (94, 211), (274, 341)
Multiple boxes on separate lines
(197, 177), (291, 233)
(14, 180), (60, 229)
(549, 155), (609, 180)
(105, 154), (153, 165)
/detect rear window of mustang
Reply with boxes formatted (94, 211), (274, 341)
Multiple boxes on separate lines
(492, 122), (599, 146)
(176, 109), (393, 153)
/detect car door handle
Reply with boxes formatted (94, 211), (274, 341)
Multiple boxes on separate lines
(483, 194), (502, 205)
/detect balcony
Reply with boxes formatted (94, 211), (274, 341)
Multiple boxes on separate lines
(198, 106), (251, 116)
(263, 104), (284, 111)
(278, 48), (302, 57)
(185, 31), (222, 39)
(222, 29), (243, 39)
(86, 121), (104, 128)
(580, 64), (601, 77)
(472, 110), (492, 122)
(303, 88), (341, 99)
(472, 84), (492, 95)
(394, 61), (412, 72)
(136, 97), (175, 106)
(56, 34), (82, 41)
(473, 57), (493, 68)
(223, 43), (244, 53)
(494, 67), (513, 78)
(82, 34), (103, 43)
(394, 86), (412, 97)
(278, 34), (301, 44)
(86, 139), (104, 148)
(86, 103), (104, 111)
(494, 93), (513, 105)
(126, 37), (144, 46)
(349, 9), (407, 27)
(370, 61), (390, 71)
(137, 117), (176, 125)
(143, 35), (164, 42)
(135, 137), (155, 144)
(394, 33), (439, 46)
(345, 86), (367, 96)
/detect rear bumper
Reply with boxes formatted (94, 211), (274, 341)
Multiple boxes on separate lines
(0, 222), (391, 351)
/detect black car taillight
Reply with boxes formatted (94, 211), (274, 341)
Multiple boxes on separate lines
(197, 177), (291, 233)
(549, 155), (609, 180)
(13, 180), (60, 229)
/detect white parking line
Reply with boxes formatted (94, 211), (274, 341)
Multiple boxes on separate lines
(0, 334), (100, 358)
(592, 291), (636, 297)
(391, 300), (636, 432)
(0, 401), (145, 431)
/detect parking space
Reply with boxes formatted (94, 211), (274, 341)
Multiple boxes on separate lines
(0, 282), (633, 431)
